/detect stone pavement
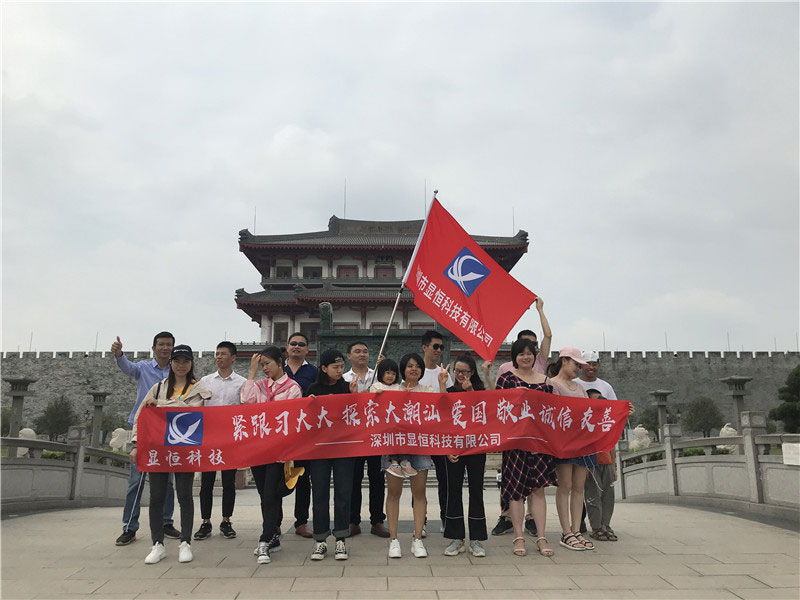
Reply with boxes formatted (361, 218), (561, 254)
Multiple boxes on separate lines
(1, 487), (798, 600)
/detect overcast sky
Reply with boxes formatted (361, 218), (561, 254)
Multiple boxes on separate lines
(3, 3), (798, 355)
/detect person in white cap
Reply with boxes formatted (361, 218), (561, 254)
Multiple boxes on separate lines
(574, 351), (617, 400)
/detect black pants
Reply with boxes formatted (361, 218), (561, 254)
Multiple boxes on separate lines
(292, 460), (311, 528)
(443, 454), (487, 541)
(251, 463), (284, 543)
(350, 456), (386, 526)
(199, 469), (236, 520)
(431, 454), (448, 523)
(150, 472), (193, 544)
(310, 457), (354, 541)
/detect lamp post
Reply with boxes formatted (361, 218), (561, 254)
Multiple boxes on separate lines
(720, 376), (752, 430)
(89, 391), (110, 447)
(650, 389), (673, 442)
(3, 378), (37, 455)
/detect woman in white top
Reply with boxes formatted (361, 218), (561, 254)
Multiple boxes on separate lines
(241, 346), (302, 564)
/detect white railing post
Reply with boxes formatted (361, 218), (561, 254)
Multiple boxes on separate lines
(663, 423), (682, 496)
(741, 411), (766, 503)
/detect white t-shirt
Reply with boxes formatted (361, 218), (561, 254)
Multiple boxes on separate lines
(343, 368), (376, 393)
(419, 364), (453, 391)
(574, 377), (617, 400)
(199, 370), (247, 406)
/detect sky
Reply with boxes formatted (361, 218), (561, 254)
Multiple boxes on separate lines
(2, 2), (798, 355)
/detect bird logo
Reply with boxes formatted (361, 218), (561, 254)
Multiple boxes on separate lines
(445, 247), (490, 297)
(165, 412), (203, 446)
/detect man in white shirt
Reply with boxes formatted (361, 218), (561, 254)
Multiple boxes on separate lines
(343, 341), (389, 538)
(573, 350), (617, 399)
(193, 342), (246, 541)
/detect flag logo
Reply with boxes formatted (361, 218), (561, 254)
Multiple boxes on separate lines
(445, 247), (491, 297)
(164, 412), (203, 446)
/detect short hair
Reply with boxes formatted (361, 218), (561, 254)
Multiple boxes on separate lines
(376, 358), (399, 384)
(152, 331), (175, 347)
(586, 388), (603, 399)
(288, 332), (309, 344)
(421, 330), (444, 346)
(259, 346), (284, 365)
(511, 338), (539, 369)
(216, 341), (237, 356)
(399, 353), (426, 381)
(347, 341), (368, 353)
(516, 329), (537, 340)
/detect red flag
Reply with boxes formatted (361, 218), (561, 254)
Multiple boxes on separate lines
(403, 199), (537, 361)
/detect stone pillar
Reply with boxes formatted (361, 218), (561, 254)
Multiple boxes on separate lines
(89, 391), (109, 447)
(3, 377), (37, 459)
(68, 425), (87, 501)
(741, 411), (766, 504)
(615, 439), (628, 500)
(720, 376), (753, 430)
(663, 423), (682, 496)
(649, 389), (673, 442)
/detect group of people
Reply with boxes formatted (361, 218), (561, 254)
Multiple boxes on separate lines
(112, 298), (630, 566)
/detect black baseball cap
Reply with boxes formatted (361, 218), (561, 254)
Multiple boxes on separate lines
(170, 344), (193, 360)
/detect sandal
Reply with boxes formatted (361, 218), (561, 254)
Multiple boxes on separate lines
(535, 537), (553, 557)
(574, 532), (594, 550)
(512, 536), (526, 556)
(589, 530), (610, 541)
(559, 532), (584, 551)
(605, 530), (618, 542)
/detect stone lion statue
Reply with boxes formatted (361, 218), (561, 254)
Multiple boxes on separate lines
(630, 424), (652, 451)
(18, 427), (36, 456)
(718, 422), (739, 454)
(109, 428), (131, 451)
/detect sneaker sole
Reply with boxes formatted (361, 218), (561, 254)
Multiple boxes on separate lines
(469, 547), (486, 557)
(443, 547), (465, 556)
(221, 533), (237, 539)
(334, 554), (348, 560)
(115, 538), (135, 546)
(257, 556), (271, 564)
(310, 555), (325, 561)
(193, 534), (211, 540)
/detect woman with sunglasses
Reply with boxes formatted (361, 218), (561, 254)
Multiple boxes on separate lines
(442, 354), (489, 558)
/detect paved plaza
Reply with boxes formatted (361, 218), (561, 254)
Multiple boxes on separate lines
(1, 487), (798, 600)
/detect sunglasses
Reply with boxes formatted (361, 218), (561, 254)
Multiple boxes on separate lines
(429, 343), (444, 350)
(288, 341), (307, 347)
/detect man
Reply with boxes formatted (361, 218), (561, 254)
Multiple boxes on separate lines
(112, 332), (180, 545)
(194, 342), (246, 541)
(283, 332), (318, 538)
(482, 298), (552, 537)
(574, 350), (616, 399)
(343, 341), (389, 538)
(418, 330), (453, 531)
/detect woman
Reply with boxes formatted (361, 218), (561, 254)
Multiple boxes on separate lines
(241, 346), (302, 565)
(547, 346), (595, 551)
(131, 344), (210, 565)
(306, 349), (359, 562)
(442, 355), (488, 558)
(496, 339), (557, 558)
(379, 353), (447, 559)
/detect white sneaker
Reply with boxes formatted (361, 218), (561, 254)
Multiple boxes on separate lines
(256, 541), (270, 564)
(411, 538), (427, 558)
(178, 541), (193, 563)
(310, 541), (327, 560)
(388, 538), (402, 558)
(443, 539), (465, 556)
(144, 542), (166, 564)
(469, 540), (486, 557)
(421, 526), (427, 538)
(334, 539), (348, 560)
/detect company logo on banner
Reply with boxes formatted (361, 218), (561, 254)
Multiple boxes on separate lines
(445, 247), (490, 297)
(165, 412), (204, 446)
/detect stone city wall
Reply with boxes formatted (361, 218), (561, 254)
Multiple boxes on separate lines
(1, 350), (798, 431)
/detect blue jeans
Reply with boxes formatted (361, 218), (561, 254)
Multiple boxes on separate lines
(310, 457), (354, 542)
(122, 459), (174, 532)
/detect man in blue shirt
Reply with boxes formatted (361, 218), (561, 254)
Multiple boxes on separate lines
(113, 331), (181, 546)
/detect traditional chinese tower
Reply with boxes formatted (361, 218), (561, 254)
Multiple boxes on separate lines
(236, 215), (529, 344)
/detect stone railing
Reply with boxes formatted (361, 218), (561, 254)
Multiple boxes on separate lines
(1, 431), (132, 514)
(615, 411), (800, 523)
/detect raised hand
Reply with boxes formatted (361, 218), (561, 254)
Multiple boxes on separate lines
(535, 297), (544, 310)
(349, 378), (359, 394)
(248, 353), (261, 379)
(111, 336), (123, 357)
(438, 363), (451, 385)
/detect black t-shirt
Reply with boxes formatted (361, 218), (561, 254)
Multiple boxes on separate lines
(306, 378), (350, 397)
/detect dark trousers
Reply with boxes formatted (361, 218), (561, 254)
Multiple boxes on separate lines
(431, 454), (448, 523)
(350, 456), (386, 526)
(292, 460), (311, 528)
(251, 463), (284, 543)
(310, 457), (354, 542)
(199, 469), (236, 520)
(150, 472), (193, 544)
(443, 454), (487, 541)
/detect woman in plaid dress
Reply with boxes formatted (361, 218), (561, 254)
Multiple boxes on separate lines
(497, 338), (557, 557)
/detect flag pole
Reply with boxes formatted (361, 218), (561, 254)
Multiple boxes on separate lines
(371, 191), (438, 385)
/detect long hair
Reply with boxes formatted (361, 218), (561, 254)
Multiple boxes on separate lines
(376, 358), (400, 385)
(547, 357), (565, 377)
(260, 346), (285, 377)
(167, 360), (195, 399)
(452, 354), (485, 391)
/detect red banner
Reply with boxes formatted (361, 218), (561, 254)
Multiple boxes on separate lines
(402, 199), (537, 361)
(137, 390), (629, 472)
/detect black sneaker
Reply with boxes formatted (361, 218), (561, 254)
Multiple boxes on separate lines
(193, 522), (212, 540)
(115, 530), (136, 546)
(525, 518), (537, 537)
(219, 521), (237, 539)
(491, 516), (513, 536)
(163, 524), (181, 539)
(267, 532), (281, 553)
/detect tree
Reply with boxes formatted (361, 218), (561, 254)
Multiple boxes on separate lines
(682, 396), (724, 437)
(635, 404), (677, 435)
(769, 364), (800, 433)
(34, 396), (78, 441)
(1, 406), (18, 436)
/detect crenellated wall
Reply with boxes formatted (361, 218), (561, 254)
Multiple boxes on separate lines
(1, 350), (798, 431)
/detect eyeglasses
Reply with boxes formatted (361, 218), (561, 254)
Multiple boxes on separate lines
(454, 369), (472, 376)
(288, 341), (307, 347)
(430, 343), (444, 350)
